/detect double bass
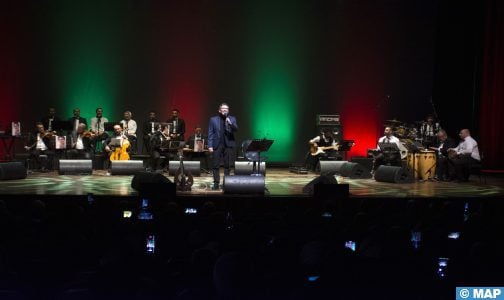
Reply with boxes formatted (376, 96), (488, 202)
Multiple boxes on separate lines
(174, 149), (193, 191)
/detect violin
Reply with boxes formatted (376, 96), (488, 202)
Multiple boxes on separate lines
(110, 136), (130, 161)
(81, 131), (96, 139)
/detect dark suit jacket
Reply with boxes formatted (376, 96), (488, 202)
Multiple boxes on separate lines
(167, 117), (186, 140)
(435, 137), (457, 157)
(68, 117), (87, 131)
(40, 116), (61, 131)
(142, 118), (159, 136)
(150, 131), (169, 151)
(208, 115), (238, 149)
(26, 132), (53, 150)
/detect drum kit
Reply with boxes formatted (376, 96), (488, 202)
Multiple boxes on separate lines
(384, 119), (425, 143)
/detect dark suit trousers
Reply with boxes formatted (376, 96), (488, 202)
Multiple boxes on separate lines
(212, 144), (233, 184)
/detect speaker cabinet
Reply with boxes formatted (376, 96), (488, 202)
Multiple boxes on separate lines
(318, 161), (348, 174)
(350, 157), (374, 173)
(168, 161), (201, 176)
(234, 161), (266, 175)
(223, 175), (265, 194)
(339, 162), (372, 179)
(0, 162), (27, 180)
(58, 159), (93, 175)
(131, 171), (176, 197)
(374, 165), (413, 183)
(302, 174), (338, 195)
(110, 160), (145, 175)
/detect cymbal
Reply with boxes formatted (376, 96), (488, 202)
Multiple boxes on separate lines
(385, 119), (403, 124)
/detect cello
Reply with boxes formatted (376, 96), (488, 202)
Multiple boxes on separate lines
(110, 136), (130, 161)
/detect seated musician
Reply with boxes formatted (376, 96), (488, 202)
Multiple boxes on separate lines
(142, 111), (159, 154)
(24, 122), (55, 171)
(305, 129), (340, 172)
(431, 129), (457, 181)
(447, 129), (480, 181)
(66, 124), (94, 159)
(149, 124), (172, 171)
(186, 126), (211, 171)
(104, 124), (130, 168)
(373, 126), (402, 173)
(120, 110), (138, 154)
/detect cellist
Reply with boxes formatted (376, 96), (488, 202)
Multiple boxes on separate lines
(104, 124), (130, 169)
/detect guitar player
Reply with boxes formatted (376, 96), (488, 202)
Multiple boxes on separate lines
(305, 128), (341, 171)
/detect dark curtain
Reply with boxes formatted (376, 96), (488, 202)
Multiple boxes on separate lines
(479, 0), (504, 169)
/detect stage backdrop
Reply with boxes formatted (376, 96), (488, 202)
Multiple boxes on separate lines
(0, 0), (490, 163)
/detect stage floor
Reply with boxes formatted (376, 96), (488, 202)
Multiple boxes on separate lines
(0, 168), (503, 198)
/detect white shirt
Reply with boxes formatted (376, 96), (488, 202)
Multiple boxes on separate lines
(76, 135), (84, 150)
(91, 117), (108, 133)
(120, 119), (137, 136)
(454, 136), (480, 161)
(36, 134), (48, 151)
(377, 135), (401, 150)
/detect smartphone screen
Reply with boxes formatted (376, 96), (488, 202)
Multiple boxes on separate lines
(321, 212), (332, 218)
(307, 275), (320, 282)
(141, 198), (149, 209)
(437, 257), (449, 278)
(345, 241), (356, 252)
(447, 232), (460, 240)
(87, 193), (94, 204)
(185, 208), (197, 215)
(411, 231), (422, 249)
(146, 235), (155, 254)
(123, 210), (132, 218)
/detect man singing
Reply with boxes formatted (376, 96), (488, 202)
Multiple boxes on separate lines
(208, 103), (238, 190)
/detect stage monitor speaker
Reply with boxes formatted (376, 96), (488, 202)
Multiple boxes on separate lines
(302, 174), (338, 195)
(0, 162), (27, 180)
(350, 157), (374, 173)
(58, 159), (92, 175)
(110, 160), (145, 175)
(318, 161), (348, 175)
(374, 165), (413, 183)
(234, 161), (266, 175)
(223, 175), (265, 194)
(131, 171), (176, 197)
(339, 162), (372, 179)
(168, 161), (201, 176)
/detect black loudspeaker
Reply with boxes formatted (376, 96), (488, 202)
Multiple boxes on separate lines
(223, 175), (265, 194)
(350, 157), (374, 173)
(374, 165), (413, 183)
(0, 162), (27, 180)
(58, 159), (93, 175)
(318, 161), (348, 174)
(131, 171), (176, 197)
(302, 174), (338, 195)
(110, 160), (145, 175)
(339, 162), (372, 179)
(168, 161), (201, 176)
(234, 161), (266, 175)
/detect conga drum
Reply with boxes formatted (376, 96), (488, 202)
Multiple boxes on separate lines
(407, 152), (421, 179)
(418, 150), (436, 180)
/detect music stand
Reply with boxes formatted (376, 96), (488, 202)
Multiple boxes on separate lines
(378, 142), (400, 153)
(244, 139), (274, 176)
(338, 140), (354, 152)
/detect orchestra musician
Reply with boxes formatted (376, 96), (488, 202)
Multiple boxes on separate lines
(40, 107), (61, 133)
(372, 126), (402, 173)
(104, 124), (130, 169)
(167, 108), (185, 141)
(24, 122), (55, 171)
(68, 108), (87, 140)
(149, 123), (172, 171)
(90, 108), (109, 152)
(420, 114), (441, 148)
(208, 103), (238, 190)
(120, 110), (138, 154)
(66, 123), (94, 159)
(430, 129), (457, 181)
(305, 128), (340, 172)
(142, 110), (159, 154)
(186, 126), (211, 171)
(447, 129), (481, 182)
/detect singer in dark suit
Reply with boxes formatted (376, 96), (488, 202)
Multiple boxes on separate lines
(208, 103), (238, 190)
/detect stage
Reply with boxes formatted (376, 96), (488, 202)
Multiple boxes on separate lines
(0, 167), (502, 198)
